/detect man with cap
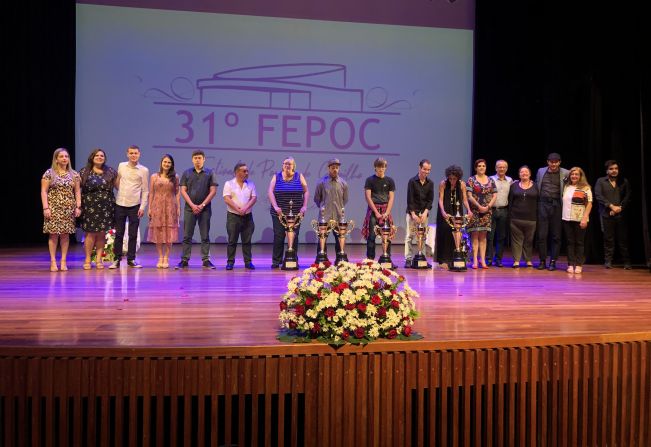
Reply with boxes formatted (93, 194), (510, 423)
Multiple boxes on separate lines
(313, 158), (349, 257)
(535, 152), (569, 271)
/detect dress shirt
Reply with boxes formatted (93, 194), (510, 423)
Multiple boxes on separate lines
(115, 161), (149, 210)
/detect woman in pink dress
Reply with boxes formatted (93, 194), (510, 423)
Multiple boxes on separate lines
(147, 154), (180, 268)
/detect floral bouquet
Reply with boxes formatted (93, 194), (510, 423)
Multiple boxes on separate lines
(278, 260), (421, 345)
(90, 228), (116, 263)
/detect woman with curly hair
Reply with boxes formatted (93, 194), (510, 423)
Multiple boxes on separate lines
(435, 165), (473, 269)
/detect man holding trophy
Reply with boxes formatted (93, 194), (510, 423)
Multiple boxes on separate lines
(362, 158), (396, 267)
(404, 159), (434, 269)
(312, 158), (349, 264)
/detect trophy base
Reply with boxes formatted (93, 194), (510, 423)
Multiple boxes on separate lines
(335, 253), (348, 265)
(378, 254), (394, 270)
(450, 251), (467, 272)
(411, 255), (431, 269)
(315, 252), (329, 264)
(282, 251), (299, 270)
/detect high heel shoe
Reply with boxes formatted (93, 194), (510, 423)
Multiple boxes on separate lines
(480, 260), (489, 269)
(162, 256), (169, 269)
(50, 261), (59, 272)
(156, 257), (163, 268)
(83, 260), (92, 270)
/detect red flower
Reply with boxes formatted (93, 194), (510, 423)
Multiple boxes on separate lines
(342, 329), (350, 340)
(295, 304), (305, 315)
(311, 322), (321, 334)
(344, 303), (356, 311)
(324, 261), (331, 267)
(324, 308), (335, 318)
(316, 270), (324, 278)
(316, 290), (322, 298)
(390, 300), (400, 309)
(382, 269), (391, 276)
(371, 295), (381, 305)
(289, 321), (297, 329)
(398, 275), (405, 282)
(387, 329), (398, 339)
(305, 297), (314, 307)
(377, 307), (387, 318)
(373, 281), (382, 290)
(403, 326), (413, 336)
(391, 289), (397, 295)
(357, 303), (367, 313)
(356, 262), (363, 267)
(354, 327), (365, 338)
(366, 262), (373, 267)
(311, 263), (318, 268)
(294, 288), (300, 295)
(279, 302), (288, 311)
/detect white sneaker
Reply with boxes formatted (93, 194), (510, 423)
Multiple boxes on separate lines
(108, 260), (121, 269)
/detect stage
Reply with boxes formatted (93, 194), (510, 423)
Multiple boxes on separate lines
(1, 244), (650, 445)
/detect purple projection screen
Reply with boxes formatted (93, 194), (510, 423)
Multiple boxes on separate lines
(76, 1), (475, 243)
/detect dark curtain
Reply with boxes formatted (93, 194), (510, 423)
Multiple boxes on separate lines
(473, 1), (650, 265)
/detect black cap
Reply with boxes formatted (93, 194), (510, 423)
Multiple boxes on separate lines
(547, 152), (561, 161)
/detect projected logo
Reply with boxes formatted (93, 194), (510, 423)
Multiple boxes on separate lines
(145, 63), (410, 157)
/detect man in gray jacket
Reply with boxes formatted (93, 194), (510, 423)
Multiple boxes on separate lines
(535, 152), (569, 271)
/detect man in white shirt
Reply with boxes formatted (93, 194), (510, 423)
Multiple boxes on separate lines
(110, 145), (149, 268)
(486, 160), (512, 267)
(223, 162), (257, 270)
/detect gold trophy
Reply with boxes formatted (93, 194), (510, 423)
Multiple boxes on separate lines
(335, 207), (355, 265)
(311, 207), (337, 264)
(374, 218), (397, 269)
(278, 200), (303, 270)
(446, 210), (471, 272)
(410, 213), (431, 269)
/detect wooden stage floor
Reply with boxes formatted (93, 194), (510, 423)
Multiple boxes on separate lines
(0, 245), (649, 351)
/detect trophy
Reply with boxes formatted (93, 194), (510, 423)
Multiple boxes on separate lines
(374, 218), (397, 269)
(278, 200), (303, 270)
(445, 210), (471, 272)
(311, 207), (337, 264)
(410, 214), (431, 269)
(334, 207), (355, 265)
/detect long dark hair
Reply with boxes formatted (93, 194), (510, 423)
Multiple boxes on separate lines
(159, 154), (178, 186)
(81, 148), (115, 186)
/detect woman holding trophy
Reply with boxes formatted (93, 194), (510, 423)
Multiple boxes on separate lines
(268, 157), (309, 269)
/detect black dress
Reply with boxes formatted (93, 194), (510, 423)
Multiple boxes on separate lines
(435, 180), (464, 264)
(80, 168), (117, 232)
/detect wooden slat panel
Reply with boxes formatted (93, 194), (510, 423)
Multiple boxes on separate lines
(506, 348), (516, 447)
(357, 354), (369, 447)
(528, 347), (539, 447)
(621, 342), (631, 447)
(570, 345), (579, 447)
(639, 342), (649, 447)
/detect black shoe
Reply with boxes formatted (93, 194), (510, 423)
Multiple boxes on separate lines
(495, 260), (503, 268)
(245, 262), (256, 270)
(202, 260), (216, 269)
(225, 262), (234, 271)
(127, 260), (142, 268)
(175, 260), (189, 269)
(404, 260), (412, 268)
(548, 260), (556, 271)
(486, 260), (492, 266)
(604, 262), (613, 269)
(536, 262), (547, 270)
(271, 263), (280, 269)
(624, 264), (632, 270)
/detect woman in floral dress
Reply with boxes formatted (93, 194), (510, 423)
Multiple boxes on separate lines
(147, 154), (180, 268)
(40, 148), (81, 271)
(79, 148), (117, 269)
(466, 159), (496, 269)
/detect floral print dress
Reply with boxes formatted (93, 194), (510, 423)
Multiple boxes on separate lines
(466, 176), (496, 232)
(42, 169), (80, 234)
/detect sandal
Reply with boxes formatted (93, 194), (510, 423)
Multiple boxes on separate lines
(60, 261), (68, 271)
(574, 266), (583, 274)
(96, 262), (104, 269)
(50, 261), (59, 272)
(83, 263), (92, 270)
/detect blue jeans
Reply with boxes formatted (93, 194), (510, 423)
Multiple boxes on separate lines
(271, 214), (300, 265)
(226, 212), (254, 263)
(366, 212), (391, 260)
(113, 204), (140, 261)
(182, 207), (211, 261)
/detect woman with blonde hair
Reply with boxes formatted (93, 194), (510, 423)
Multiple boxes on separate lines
(40, 148), (81, 271)
(562, 167), (593, 274)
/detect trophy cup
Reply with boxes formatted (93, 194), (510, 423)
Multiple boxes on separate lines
(311, 207), (337, 264)
(335, 207), (355, 265)
(410, 214), (431, 269)
(446, 210), (471, 272)
(278, 200), (303, 270)
(374, 218), (397, 269)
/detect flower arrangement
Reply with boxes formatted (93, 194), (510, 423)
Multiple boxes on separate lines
(278, 260), (421, 345)
(90, 228), (116, 263)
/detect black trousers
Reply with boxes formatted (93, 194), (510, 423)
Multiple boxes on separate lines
(537, 200), (562, 262)
(601, 216), (630, 264)
(366, 212), (391, 260)
(226, 212), (255, 263)
(487, 207), (508, 261)
(271, 214), (300, 265)
(563, 220), (587, 266)
(113, 204), (140, 261)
